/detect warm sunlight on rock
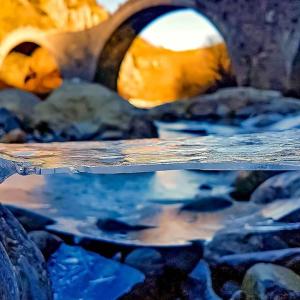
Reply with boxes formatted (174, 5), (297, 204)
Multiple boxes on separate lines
(118, 38), (234, 108)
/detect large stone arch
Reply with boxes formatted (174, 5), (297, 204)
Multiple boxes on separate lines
(93, 0), (227, 90)
(93, 0), (300, 95)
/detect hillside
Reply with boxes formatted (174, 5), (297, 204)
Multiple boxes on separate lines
(118, 38), (234, 108)
(0, 0), (109, 41)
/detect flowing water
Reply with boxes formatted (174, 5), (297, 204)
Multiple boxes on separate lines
(1, 120), (300, 246)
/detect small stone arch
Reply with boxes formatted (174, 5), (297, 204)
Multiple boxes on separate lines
(93, 0), (228, 91)
(0, 27), (51, 69)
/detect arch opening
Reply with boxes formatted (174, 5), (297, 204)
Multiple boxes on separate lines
(0, 42), (63, 95)
(95, 5), (236, 108)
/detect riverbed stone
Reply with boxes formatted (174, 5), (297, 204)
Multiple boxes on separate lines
(31, 82), (158, 141)
(180, 196), (232, 212)
(125, 248), (164, 275)
(0, 204), (52, 299)
(242, 264), (300, 299)
(231, 171), (279, 201)
(250, 171), (300, 204)
(29, 231), (62, 261)
(149, 88), (300, 122)
(5, 205), (55, 231)
(0, 89), (40, 121)
(209, 248), (300, 290)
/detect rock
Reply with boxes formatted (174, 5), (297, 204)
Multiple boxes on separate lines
(48, 244), (144, 300)
(149, 87), (300, 122)
(128, 116), (159, 139)
(0, 108), (21, 136)
(0, 128), (27, 143)
(220, 281), (240, 300)
(209, 248), (300, 289)
(190, 260), (222, 299)
(162, 242), (204, 275)
(231, 171), (280, 201)
(96, 218), (154, 233)
(250, 171), (300, 204)
(32, 82), (158, 141)
(125, 248), (164, 275)
(0, 89), (40, 120)
(5, 205), (55, 231)
(205, 231), (288, 259)
(230, 291), (246, 300)
(29, 231), (62, 261)
(199, 184), (213, 191)
(180, 196), (232, 212)
(0, 204), (52, 299)
(242, 264), (300, 299)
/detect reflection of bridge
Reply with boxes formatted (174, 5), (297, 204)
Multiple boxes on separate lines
(0, 0), (299, 94)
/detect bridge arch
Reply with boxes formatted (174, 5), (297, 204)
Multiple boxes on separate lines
(94, 0), (228, 91)
(0, 27), (52, 69)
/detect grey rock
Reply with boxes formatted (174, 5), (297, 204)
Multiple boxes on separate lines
(250, 171), (300, 204)
(29, 231), (62, 261)
(220, 281), (240, 300)
(125, 248), (164, 275)
(0, 204), (52, 299)
(242, 264), (300, 299)
(231, 171), (280, 201)
(0, 89), (40, 121)
(5, 205), (55, 231)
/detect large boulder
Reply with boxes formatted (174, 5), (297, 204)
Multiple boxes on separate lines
(0, 89), (40, 120)
(149, 87), (300, 122)
(31, 82), (158, 141)
(0, 204), (52, 299)
(242, 264), (300, 299)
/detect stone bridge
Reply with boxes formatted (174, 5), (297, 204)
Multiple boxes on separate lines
(0, 0), (300, 95)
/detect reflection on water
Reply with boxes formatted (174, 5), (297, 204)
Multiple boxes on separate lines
(0, 170), (243, 245)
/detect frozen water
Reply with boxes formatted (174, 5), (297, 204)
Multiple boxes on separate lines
(1, 130), (300, 183)
(48, 244), (144, 300)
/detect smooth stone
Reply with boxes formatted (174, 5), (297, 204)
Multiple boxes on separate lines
(209, 248), (300, 289)
(125, 248), (164, 275)
(0, 128), (27, 143)
(205, 231), (288, 259)
(180, 196), (232, 212)
(5, 205), (55, 231)
(190, 260), (222, 299)
(250, 171), (300, 204)
(231, 171), (280, 201)
(29, 231), (62, 261)
(242, 264), (300, 299)
(96, 218), (154, 233)
(0, 89), (40, 120)
(220, 281), (241, 300)
(48, 244), (145, 300)
(0, 108), (20, 134)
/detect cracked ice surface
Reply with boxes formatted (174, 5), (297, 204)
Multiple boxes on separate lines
(1, 130), (300, 183)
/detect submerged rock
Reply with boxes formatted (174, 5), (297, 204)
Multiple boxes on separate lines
(96, 218), (154, 233)
(250, 172), (300, 204)
(48, 244), (144, 300)
(242, 264), (300, 299)
(180, 196), (232, 212)
(31, 82), (158, 141)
